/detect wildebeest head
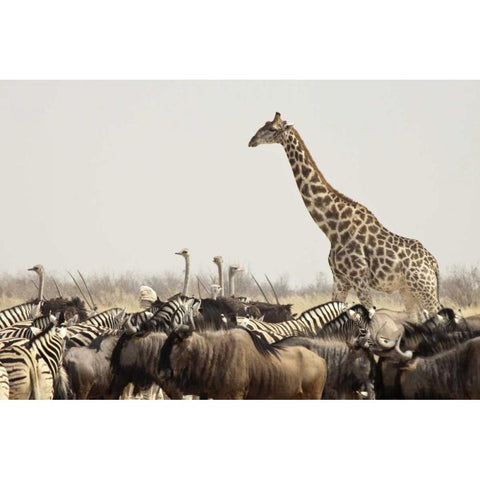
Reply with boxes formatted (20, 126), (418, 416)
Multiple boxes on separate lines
(157, 324), (193, 381)
(366, 309), (413, 362)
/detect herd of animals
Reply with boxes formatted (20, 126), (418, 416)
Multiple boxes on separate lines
(1, 112), (479, 400)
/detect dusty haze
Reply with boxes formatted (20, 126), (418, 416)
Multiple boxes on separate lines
(0, 81), (478, 286)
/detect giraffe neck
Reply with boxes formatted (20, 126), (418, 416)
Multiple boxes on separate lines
(281, 129), (359, 245)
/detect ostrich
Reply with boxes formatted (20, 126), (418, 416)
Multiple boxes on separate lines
(175, 248), (191, 296)
(210, 284), (222, 300)
(27, 264), (89, 323)
(212, 256), (225, 295)
(228, 265), (243, 298)
(28, 264), (45, 314)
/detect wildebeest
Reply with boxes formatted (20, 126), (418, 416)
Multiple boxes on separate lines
(246, 302), (294, 323)
(376, 332), (480, 399)
(275, 336), (376, 399)
(61, 333), (121, 399)
(158, 325), (327, 399)
(108, 330), (182, 399)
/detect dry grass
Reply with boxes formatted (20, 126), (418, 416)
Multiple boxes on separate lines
(1, 265), (480, 316)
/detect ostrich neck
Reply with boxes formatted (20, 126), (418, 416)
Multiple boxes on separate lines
(38, 270), (44, 302)
(217, 263), (224, 294)
(183, 257), (190, 296)
(281, 129), (358, 244)
(229, 271), (235, 297)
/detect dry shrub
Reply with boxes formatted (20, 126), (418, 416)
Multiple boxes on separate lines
(1, 265), (479, 315)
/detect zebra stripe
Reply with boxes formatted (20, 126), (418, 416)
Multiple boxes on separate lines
(126, 306), (162, 330)
(127, 297), (199, 333)
(27, 324), (66, 379)
(0, 326), (36, 340)
(0, 344), (43, 399)
(0, 361), (9, 399)
(0, 314), (56, 341)
(66, 324), (118, 347)
(32, 314), (56, 330)
(243, 301), (347, 343)
(82, 308), (125, 329)
(0, 302), (38, 330)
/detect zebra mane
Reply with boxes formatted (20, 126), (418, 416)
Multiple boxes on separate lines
(297, 301), (346, 323)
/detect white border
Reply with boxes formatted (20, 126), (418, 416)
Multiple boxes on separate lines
(1, 2), (479, 478)
(1, 1), (480, 79)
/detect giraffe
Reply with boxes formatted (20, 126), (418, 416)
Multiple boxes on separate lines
(248, 112), (441, 321)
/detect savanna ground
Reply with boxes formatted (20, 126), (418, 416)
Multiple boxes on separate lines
(1, 265), (480, 317)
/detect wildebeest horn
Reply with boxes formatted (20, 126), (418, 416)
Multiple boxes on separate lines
(394, 333), (413, 361)
(67, 271), (94, 310)
(125, 323), (137, 335)
(188, 310), (196, 329)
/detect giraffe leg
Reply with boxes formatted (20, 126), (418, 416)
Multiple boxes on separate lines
(354, 286), (374, 309)
(404, 269), (442, 320)
(351, 275), (374, 309)
(399, 288), (421, 322)
(332, 277), (351, 303)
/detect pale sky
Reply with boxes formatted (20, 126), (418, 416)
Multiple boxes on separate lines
(0, 81), (478, 285)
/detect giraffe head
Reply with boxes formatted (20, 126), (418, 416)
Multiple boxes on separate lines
(248, 112), (294, 147)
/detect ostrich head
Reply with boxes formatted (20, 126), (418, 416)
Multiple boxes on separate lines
(28, 264), (44, 277)
(175, 248), (190, 259)
(213, 256), (223, 266)
(229, 265), (243, 276)
(210, 284), (222, 299)
(248, 112), (294, 147)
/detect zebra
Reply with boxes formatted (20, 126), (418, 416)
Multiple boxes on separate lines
(126, 296), (201, 333)
(0, 323), (68, 399)
(0, 314), (57, 341)
(66, 324), (119, 348)
(0, 302), (39, 330)
(0, 342), (43, 399)
(81, 308), (126, 329)
(241, 301), (348, 344)
(0, 360), (9, 399)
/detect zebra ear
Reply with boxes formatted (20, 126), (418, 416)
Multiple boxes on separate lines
(30, 326), (42, 336)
